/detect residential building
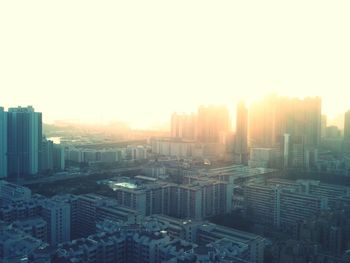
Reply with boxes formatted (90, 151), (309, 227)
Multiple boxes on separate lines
(0, 107), (7, 178)
(0, 180), (31, 205)
(7, 106), (42, 179)
(40, 199), (70, 245)
(344, 110), (350, 152)
(234, 101), (248, 164)
(197, 105), (230, 143)
(171, 113), (197, 140)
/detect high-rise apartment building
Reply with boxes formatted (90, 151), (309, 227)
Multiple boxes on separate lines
(76, 194), (106, 237)
(113, 179), (232, 220)
(41, 138), (53, 172)
(197, 105), (230, 143)
(248, 95), (277, 147)
(0, 180), (32, 205)
(244, 181), (328, 230)
(171, 113), (197, 140)
(40, 199), (71, 245)
(249, 96), (321, 148)
(321, 115), (327, 138)
(7, 106), (42, 179)
(344, 110), (350, 152)
(234, 101), (248, 164)
(0, 107), (7, 178)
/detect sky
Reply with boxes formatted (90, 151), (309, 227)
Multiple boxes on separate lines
(1, 0), (350, 129)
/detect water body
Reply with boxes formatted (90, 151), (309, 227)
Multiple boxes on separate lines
(47, 137), (61, 144)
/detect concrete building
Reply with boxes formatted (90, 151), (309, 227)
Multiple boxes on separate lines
(40, 199), (70, 245)
(113, 178), (232, 220)
(248, 148), (277, 168)
(196, 223), (265, 263)
(304, 180), (350, 208)
(53, 143), (65, 170)
(65, 148), (83, 163)
(321, 115), (327, 138)
(100, 150), (118, 163)
(97, 204), (143, 224)
(12, 217), (47, 242)
(0, 199), (41, 222)
(52, 194), (79, 240)
(0, 107), (7, 179)
(54, 216), (266, 263)
(249, 95), (321, 149)
(279, 190), (327, 231)
(76, 194), (107, 238)
(234, 101), (248, 164)
(0, 225), (46, 263)
(244, 184), (277, 226)
(344, 110), (350, 152)
(244, 181), (329, 230)
(325, 125), (342, 138)
(41, 139), (53, 172)
(151, 138), (196, 158)
(126, 145), (148, 161)
(7, 106), (42, 179)
(197, 105), (230, 143)
(0, 180), (32, 205)
(171, 112), (197, 140)
(283, 133), (291, 168)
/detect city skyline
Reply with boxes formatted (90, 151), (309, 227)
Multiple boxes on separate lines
(1, 1), (350, 128)
(0, 94), (348, 130)
(2, 1), (350, 262)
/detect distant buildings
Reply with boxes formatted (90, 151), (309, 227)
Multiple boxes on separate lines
(234, 101), (248, 164)
(167, 105), (231, 158)
(53, 144), (65, 170)
(41, 138), (54, 172)
(248, 95), (321, 168)
(159, 105), (235, 161)
(248, 148), (277, 168)
(65, 147), (123, 164)
(171, 113), (196, 140)
(344, 110), (350, 152)
(196, 105), (230, 144)
(321, 114), (327, 138)
(151, 138), (196, 158)
(126, 145), (148, 161)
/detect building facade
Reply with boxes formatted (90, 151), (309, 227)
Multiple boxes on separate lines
(7, 106), (42, 178)
(0, 107), (7, 178)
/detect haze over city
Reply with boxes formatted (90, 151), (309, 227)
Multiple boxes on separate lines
(1, 0), (350, 128)
(2, 1), (350, 263)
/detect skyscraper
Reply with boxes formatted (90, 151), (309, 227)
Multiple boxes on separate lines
(344, 110), (350, 152)
(234, 101), (248, 164)
(197, 105), (230, 143)
(0, 107), (8, 178)
(7, 106), (42, 179)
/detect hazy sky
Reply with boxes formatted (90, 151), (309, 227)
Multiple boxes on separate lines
(1, 1), (349, 129)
